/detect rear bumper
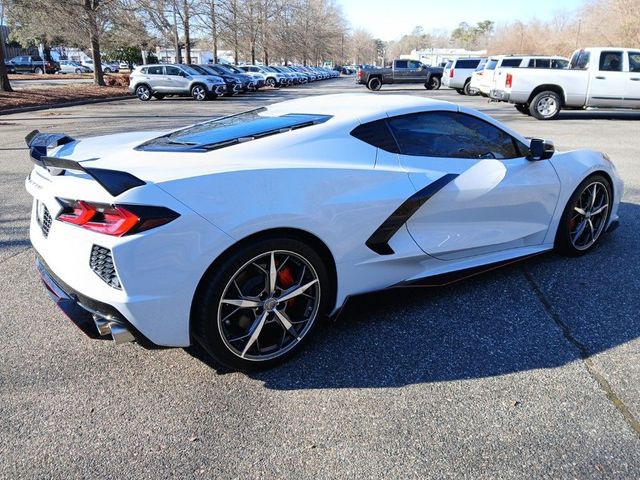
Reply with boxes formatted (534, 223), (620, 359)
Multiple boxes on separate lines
(490, 89), (510, 102)
(36, 255), (145, 345)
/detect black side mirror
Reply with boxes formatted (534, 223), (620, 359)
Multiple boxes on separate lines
(528, 138), (554, 161)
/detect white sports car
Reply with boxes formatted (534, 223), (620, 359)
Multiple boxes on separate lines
(25, 94), (622, 370)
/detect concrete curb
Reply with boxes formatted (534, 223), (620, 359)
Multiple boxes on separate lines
(0, 95), (134, 116)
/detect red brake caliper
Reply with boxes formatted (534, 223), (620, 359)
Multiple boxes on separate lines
(277, 267), (296, 306)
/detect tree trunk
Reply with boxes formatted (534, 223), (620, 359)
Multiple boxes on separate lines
(210, 0), (218, 63)
(0, 30), (12, 92)
(183, 0), (191, 63)
(251, 42), (255, 64)
(233, 2), (238, 64)
(85, 0), (105, 86)
(173, 4), (182, 63)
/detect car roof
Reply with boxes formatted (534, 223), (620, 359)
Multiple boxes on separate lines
(265, 93), (455, 123)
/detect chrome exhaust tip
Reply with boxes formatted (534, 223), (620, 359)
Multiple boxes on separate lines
(92, 314), (135, 344)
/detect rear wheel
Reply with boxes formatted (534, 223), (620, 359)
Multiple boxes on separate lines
(191, 84), (208, 101)
(75, 68), (82, 74)
(367, 77), (382, 91)
(463, 80), (474, 96)
(529, 91), (562, 120)
(104, 67), (112, 73)
(193, 237), (330, 370)
(135, 84), (152, 101)
(556, 174), (612, 256)
(34, 66), (43, 74)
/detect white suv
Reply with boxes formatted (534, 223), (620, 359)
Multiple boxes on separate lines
(442, 58), (486, 95)
(476, 55), (569, 97)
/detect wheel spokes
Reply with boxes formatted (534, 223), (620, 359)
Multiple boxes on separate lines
(221, 298), (261, 308)
(274, 309), (300, 340)
(278, 279), (319, 303)
(241, 310), (269, 358)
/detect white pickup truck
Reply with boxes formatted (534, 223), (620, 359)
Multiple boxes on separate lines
(490, 47), (640, 119)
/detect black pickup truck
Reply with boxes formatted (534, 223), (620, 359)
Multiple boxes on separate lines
(357, 59), (443, 91)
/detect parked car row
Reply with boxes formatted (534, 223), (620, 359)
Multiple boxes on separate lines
(129, 63), (339, 101)
(6, 55), (121, 75)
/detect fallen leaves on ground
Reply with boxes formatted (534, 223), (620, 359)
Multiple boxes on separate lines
(0, 85), (131, 111)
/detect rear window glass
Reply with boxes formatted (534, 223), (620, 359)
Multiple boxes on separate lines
(136, 108), (332, 152)
(455, 59), (480, 69)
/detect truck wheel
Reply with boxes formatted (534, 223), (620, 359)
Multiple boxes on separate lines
(367, 77), (382, 91)
(463, 80), (477, 96)
(529, 91), (562, 120)
(425, 76), (440, 90)
(456, 89), (465, 95)
(34, 66), (43, 74)
(515, 104), (530, 115)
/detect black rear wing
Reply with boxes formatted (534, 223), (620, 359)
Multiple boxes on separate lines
(25, 129), (145, 197)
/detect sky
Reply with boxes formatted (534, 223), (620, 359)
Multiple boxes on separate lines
(339, 0), (586, 41)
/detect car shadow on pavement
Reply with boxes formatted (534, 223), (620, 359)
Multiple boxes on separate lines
(188, 202), (639, 390)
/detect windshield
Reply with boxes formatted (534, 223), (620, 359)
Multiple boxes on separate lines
(137, 109), (333, 152)
(485, 59), (498, 70)
(569, 50), (590, 70)
(185, 65), (206, 75)
(225, 65), (243, 73)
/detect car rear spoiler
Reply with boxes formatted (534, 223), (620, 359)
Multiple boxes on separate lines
(25, 129), (146, 197)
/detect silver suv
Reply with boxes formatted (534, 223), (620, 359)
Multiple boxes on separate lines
(129, 64), (227, 101)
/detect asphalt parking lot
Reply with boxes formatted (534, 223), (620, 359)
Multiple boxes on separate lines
(1, 77), (639, 478)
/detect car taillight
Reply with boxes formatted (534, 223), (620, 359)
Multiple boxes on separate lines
(56, 199), (179, 236)
(505, 73), (513, 88)
(449, 69), (454, 77)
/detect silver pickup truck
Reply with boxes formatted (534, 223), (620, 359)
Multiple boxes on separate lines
(490, 47), (640, 119)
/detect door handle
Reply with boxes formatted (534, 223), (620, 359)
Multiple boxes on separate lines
(595, 76), (606, 80)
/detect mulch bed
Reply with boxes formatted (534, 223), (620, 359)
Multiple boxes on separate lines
(0, 84), (131, 110)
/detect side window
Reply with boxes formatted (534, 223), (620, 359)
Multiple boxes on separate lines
(147, 66), (164, 75)
(408, 60), (421, 69)
(599, 51), (623, 71)
(535, 58), (551, 68)
(386, 111), (520, 159)
(628, 52), (640, 73)
(395, 60), (408, 69)
(552, 59), (569, 69)
(501, 58), (522, 68)
(140, 67), (148, 74)
(165, 66), (182, 76)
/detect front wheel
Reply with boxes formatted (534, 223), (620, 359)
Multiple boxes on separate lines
(556, 174), (612, 256)
(193, 238), (330, 370)
(530, 91), (562, 120)
(104, 67), (112, 73)
(425, 76), (441, 90)
(367, 77), (382, 91)
(34, 67), (43, 74)
(191, 84), (208, 101)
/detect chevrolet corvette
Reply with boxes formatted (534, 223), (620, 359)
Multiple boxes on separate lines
(25, 94), (623, 370)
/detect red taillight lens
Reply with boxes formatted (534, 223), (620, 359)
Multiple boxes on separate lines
(449, 68), (454, 78)
(56, 199), (179, 236)
(505, 73), (513, 88)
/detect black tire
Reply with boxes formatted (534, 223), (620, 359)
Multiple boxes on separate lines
(193, 236), (331, 371)
(34, 67), (43, 74)
(463, 80), (478, 96)
(75, 68), (82, 74)
(425, 76), (441, 90)
(367, 77), (382, 91)
(529, 91), (562, 120)
(191, 84), (208, 101)
(104, 67), (112, 73)
(515, 104), (530, 115)
(153, 93), (165, 100)
(135, 84), (152, 101)
(455, 88), (465, 95)
(265, 77), (276, 87)
(555, 174), (613, 256)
